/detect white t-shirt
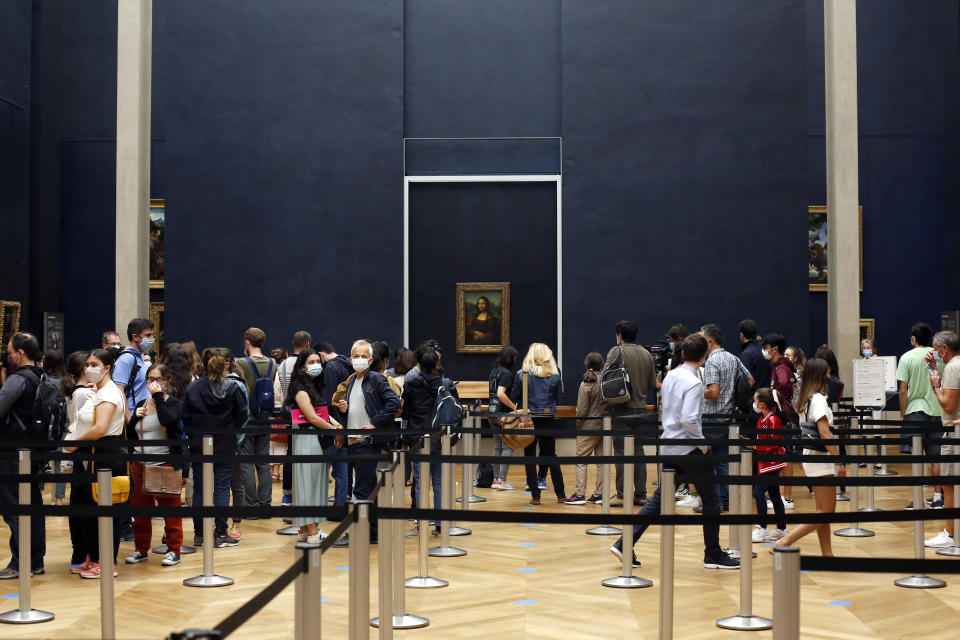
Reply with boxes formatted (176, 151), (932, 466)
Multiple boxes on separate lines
(68, 387), (96, 437)
(346, 378), (371, 432)
(77, 381), (127, 438)
(801, 392), (833, 427)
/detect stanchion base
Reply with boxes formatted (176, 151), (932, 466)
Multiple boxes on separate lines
(858, 507), (884, 513)
(455, 495), (487, 503)
(405, 576), (449, 589)
(601, 575), (653, 589)
(874, 468), (898, 476)
(153, 544), (197, 555)
(894, 574), (947, 589)
(448, 526), (472, 536)
(0, 608), (55, 624)
(935, 546), (960, 557)
(835, 527), (875, 537)
(428, 546), (467, 557)
(586, 525), (622, 536)
(726, 549), (756, 559)
(276, 525), (299, 535)
(716, 615), (773, 630)
(183, 574), (235, 587)
(370, 614), (430, 629)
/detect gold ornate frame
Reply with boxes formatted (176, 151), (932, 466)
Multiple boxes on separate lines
(456, 282), (510, 354)
(808, 205), (863, 292)
(859, 318), (875, 343)
(0, 300), (22, 348)
(149, 198), (165, 289)
(149, 301), (164, 355)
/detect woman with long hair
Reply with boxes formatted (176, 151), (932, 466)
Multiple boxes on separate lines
(285, 348), (341, 543)
(565, 352), (606, 504)
(62, 350), (94, 570)
(67, 348), (128, 578)
(775, 358), (846, 555)
(511, 343), (565, 504)
(124, 363), (188, 566)
(487, 346), (518, 489)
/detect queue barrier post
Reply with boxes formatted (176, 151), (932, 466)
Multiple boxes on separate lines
(894, 435), (946, 588)
(448, 424), (470, 537)
(455, 412), (485, 504)
(294, 542), (322, 640)
(835, 423), (874, 537)
(726, 424), (754, 560)
(832, 403), (849, 501)
(184, 436), (234, 588)
(349, 500), (372, 640)
(716, 448), (772, 630)
(370, 460), (394, 637)
(936, 423), (960, 557)
(858, 434), (883, 513)
(429, 427), (466, 557)
(602, 434), (652, 589)
(872, 409), (898, 476)
(0, 449), (55, 625)
(407, 435), (449, 588)
(372, 451), (428, 630)
(771, 546), (800, 640)
(586, 415), (621, 536)
(659, 467), (676, 640)
(98, 467), (116, 639)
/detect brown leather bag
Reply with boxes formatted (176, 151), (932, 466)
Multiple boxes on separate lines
(499, 371), (535, 450)
(139, 419), (182, 497)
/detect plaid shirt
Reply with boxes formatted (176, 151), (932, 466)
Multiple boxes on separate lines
(701, 348), (750, 415)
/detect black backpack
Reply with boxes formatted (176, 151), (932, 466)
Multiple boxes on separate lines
(600, 346), (632, 404)
(733, 366), (753, 415)
(431, 378), (463, 430)
(10, 370), (69, 450)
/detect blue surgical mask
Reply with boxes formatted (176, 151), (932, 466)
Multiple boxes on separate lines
(934, 350), (944, 364)
(140, 337), (155, 352)
(306, 363), (323, 377)
(862, 350), (873, 358)
(669, 342), (676, 352)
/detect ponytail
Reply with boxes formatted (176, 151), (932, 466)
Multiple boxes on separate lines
(206, 355), (227, 383)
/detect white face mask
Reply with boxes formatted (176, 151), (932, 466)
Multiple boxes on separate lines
(752, 402), (761, 414)
(352, 357), (370, 373)
(761, 349), (772, 361)
(86, 366), (104, 383)
(306, 363), (323, 377)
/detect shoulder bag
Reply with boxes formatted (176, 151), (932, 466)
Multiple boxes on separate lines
(600, 346), (632, 404)
(798, 400), (828, 453)
(91, 394), (131, 504)
(139, 412), (183, 497)
(500, 371), (535, 450)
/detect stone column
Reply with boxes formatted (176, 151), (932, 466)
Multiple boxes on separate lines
(824, 0), (860, 385)
(115, 0), (152, 331)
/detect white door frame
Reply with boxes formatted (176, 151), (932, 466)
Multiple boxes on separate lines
(403, 174), (563, 367)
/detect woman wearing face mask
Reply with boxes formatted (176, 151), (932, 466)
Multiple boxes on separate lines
(62, 351), (94, 570)
(860, 339), (877, 359)
(66, 349), (128, 579)
(124, 363), (188, 567)
(286, 349), (341, 543)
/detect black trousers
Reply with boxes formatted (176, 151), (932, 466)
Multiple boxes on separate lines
(524, 418), (565, 500)
(0, 459), (46, 572)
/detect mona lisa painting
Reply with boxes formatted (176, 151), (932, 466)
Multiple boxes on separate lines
(456, 282), (510, 354)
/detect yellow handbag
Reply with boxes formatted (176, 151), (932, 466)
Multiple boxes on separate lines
(89, 403), (131, 504)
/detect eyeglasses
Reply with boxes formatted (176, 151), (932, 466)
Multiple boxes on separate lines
(147, 376), (165, 383)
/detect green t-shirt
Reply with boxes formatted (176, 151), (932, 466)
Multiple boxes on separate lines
(895, 347), (941, 417)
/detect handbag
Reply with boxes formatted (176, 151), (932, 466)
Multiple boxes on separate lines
(600, 346), (632, 404)
(138, 413), (182, 497)
(500, 371), (536, 450)
(90, 403), (131, 504)
(798, 401), (827, 453)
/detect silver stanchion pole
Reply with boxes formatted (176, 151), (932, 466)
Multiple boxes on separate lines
(349, 500), (372, 640)
(0, 449), (54, 625)
(659, 467), (676, 640)
(371, 463), (394, 636)
(936, 424), (960, 557)
(373, 453), (428, 629)
(277, 421), (299, 535)
(408, 435), (449, 587)
(456, 414), (486, 504)
(771, 546), (800, 640)
(872, 409), (897, 476)
(833, 403), (850, 501)
(449, 425), (471, 536)
(858, 434), (883, 513)
(717, 448), (772, 630)
(835, 429), (874, 537)
(587, 415), (621, 535)
(294, 542), (322, 640)
(429, 428), (466, 557)
(97, 468), (116, 639)
(726, 424), (754, 559)
(184, 436), (234, 587)
(602, 435), (652, 589)
(895, 434), (947, 588)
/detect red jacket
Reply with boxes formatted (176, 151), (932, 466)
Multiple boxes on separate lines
(756, 413), (787, 474)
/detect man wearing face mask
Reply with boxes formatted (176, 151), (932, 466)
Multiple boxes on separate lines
(332, 339), (400, 546)
(101, 331), (123, 351)
(737, 319), (770, 394)
(316, 342), (355, 511)
(113, 318), (155, 421)
(0, 332), (47, 579)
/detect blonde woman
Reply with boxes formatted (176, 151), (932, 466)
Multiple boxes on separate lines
(510, 343), (564, 505)
(775, 358), (845, 556)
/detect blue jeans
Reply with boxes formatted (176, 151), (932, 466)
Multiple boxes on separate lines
(330, 443), (351, 506)
(192, 462), (233, 538)
(349, 441), (378, 539)
(411, 460), (442, 512)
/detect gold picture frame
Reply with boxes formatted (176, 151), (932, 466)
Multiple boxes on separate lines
(149, 198), (165, 289)
(808, 205), (863, 292)
(456, 282), (510, 354)
(149, 301), (165, 355)
(0, 300), (22, 349)
(859, 318), (875, 343)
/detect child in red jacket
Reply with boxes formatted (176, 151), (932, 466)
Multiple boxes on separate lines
(751, 388), (789, 542)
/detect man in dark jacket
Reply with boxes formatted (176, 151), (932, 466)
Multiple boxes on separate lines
(738, 319), (770, 394)
(333, 340), (400, 546)
(0, 332), (46, 579)
(318, 341), (355, 508)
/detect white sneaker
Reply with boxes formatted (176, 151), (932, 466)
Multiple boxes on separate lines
(676, 494), (702, 509)
(783, 498), (794, 510)
(499, 481), (514, 490)
(161, 551), (181, 566)
(674, 486), (690, 499)
(924, 529), (955, 549)
(306, 531), (328, 545)
(751, 525), (772, 543)
(768, 528), (789, 541)
(491, 480), (503, 490)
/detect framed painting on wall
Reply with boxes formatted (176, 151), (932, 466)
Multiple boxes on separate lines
(0, 301), (22, 349)
(149, 301), (165, 356)
(808, 205), (863, 292)
(149, 198), (165, 289)
(859, 318), (875, 343)
(456, 282), (510, 354)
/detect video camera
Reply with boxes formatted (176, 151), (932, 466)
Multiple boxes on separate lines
(645, 338), (673, 378)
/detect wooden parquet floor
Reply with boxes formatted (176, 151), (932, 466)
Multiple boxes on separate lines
(2, 454), (959, 640)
